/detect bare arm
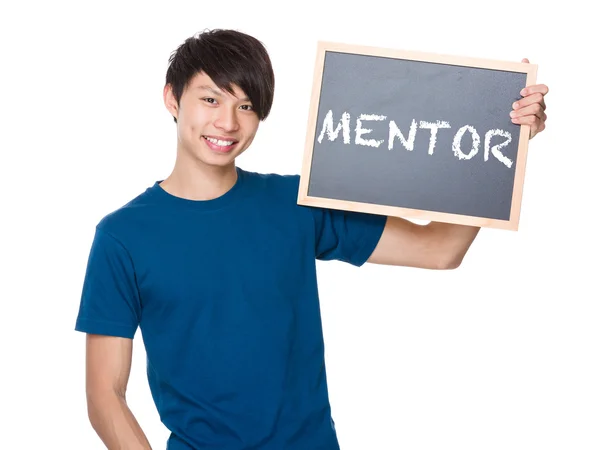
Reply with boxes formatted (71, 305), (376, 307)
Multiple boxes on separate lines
(86, 334), (152, 450)
(366, 78), (548, 270)
(367, 216), (480, 269)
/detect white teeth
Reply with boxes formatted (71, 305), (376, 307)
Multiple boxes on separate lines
(205, 136), (234, 146)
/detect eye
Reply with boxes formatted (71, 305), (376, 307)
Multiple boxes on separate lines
(202, 97), (217, 104)
(240, 104), (253, 111)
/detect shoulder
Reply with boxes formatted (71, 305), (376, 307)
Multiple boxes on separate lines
(95, 184), (158, 241)
(241, 168), (299, 190)
(239, 168), (301, 204)
(239, 169), (318, 230)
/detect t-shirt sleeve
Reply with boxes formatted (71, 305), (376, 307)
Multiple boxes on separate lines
(75, 226), (141, 339)
(310, 207), (388, 267)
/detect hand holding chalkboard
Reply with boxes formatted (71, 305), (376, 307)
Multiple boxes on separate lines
(298, 42), (540, 231)
(510, 59), (548, 140)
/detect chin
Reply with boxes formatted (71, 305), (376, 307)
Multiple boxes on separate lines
(195, 148), (242, 168)
(180, 139), (247, 168)
(197, 153), (236, 168)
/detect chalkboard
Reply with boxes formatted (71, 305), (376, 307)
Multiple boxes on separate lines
(297, 42), (537, 230)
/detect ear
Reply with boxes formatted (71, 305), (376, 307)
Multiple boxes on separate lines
(163, 84), (179, 120)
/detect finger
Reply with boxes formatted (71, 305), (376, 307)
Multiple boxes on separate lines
(513, 92), (545, 111)
(516, 112), (547, 130)
(511, 113), (541, 126)
(511, 104), (545, 122)
(520, 84), (549, 97)
(521, 58), (530, 63)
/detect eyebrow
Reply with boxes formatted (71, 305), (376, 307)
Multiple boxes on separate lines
(196, 84), (250, 102)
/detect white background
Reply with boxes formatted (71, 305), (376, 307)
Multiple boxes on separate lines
(1, 0), (598, 449)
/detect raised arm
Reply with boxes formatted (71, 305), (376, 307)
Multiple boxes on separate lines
(368, 76), (548, 269)
(85, 334), (152, 450)
(367, 217), (480, 269)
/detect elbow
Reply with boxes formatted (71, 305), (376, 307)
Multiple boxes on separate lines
(86, 388), (123, 428)
(442, 258), (462, 270)
(434, 253), (464, 270)
(86, 390), (107, 427)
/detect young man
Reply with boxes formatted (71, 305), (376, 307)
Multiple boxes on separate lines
(75, 29), (548, 450)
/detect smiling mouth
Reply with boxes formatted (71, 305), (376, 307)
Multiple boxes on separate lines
(203, 136), (238, 147)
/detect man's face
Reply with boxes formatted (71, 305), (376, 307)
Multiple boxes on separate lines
(165, 71), (260, 168)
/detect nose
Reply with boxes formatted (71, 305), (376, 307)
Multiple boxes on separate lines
(214, 107), (240, 133)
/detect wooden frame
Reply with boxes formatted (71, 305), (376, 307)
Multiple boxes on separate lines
(297, 41), (538, 230)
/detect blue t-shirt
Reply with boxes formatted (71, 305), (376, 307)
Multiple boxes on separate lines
(75, 167), (387, 450)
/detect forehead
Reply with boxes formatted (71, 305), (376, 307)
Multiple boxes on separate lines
(187, 71), (247, 99)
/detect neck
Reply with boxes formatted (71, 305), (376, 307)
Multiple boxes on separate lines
(160, 151), (238, 201)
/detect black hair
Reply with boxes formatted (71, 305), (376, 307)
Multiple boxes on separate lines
(165, 29), (275, 122)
